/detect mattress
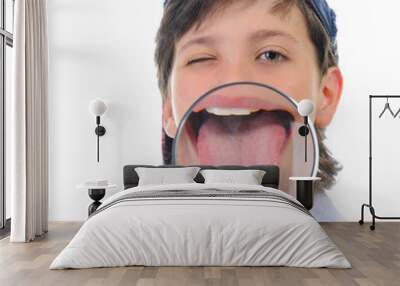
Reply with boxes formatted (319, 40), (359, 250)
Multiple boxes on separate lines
(50, 183), (351, 269)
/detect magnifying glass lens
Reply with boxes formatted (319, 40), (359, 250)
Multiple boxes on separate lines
(172, 83), (317, 192)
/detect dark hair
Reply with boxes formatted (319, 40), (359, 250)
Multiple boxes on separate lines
(155, 0), (339, 101)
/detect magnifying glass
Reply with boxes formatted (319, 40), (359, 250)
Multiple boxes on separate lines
(171, 82), (319, 190)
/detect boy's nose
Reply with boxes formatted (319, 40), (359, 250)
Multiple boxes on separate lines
(215, 61), (257, 85)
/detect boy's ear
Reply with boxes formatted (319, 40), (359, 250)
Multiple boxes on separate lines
(163, 95), (178, 138)
(315, 66), (343, 128)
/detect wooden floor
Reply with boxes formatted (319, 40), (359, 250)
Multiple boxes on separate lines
(0, 222), (399, 286)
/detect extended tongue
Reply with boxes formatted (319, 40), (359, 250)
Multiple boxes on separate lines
(197, 112), (290, 165)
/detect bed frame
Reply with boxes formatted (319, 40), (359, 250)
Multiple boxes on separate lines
(123, 165), (280, 190)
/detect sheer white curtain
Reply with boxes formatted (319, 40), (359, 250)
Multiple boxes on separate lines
(9, 0), (48, 242)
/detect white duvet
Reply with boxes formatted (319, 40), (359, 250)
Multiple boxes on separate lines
(50, 183), (351, 269)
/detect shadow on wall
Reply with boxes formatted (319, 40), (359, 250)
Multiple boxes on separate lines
(311, 191), (343, 221)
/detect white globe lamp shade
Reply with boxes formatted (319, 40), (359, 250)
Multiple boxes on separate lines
(298, 99), (314, 117)
(89, 99), (107, 116)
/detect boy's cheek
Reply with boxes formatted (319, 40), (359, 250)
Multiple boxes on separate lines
(162, 98), (178, 138)
(171, 70), (215, 121)
(314, 91), (339, 128)
(314, 101), (340, 128)
(315, 112), (334, 128)
(163, 118), (178, 138)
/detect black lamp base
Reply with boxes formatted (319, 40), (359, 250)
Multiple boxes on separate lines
(296, 180), (313, 210)
(88, 189), (106, 216)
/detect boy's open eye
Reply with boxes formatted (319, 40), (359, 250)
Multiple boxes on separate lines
(257, 50), (287, 63)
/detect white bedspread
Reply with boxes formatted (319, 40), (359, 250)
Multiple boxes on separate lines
(50, 183), (351, 269)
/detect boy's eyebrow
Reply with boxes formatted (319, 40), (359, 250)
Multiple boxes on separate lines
(178, 36), (217, 53)
(248, 29), (298, 44)
(178, 29), (298, 53)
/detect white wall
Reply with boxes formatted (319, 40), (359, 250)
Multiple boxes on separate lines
(48, 0), (400, 221)
(48, 0), (164, 220)
(314, 0), (400, 221)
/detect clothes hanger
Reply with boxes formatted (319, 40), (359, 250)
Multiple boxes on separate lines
(394, 106), (400, 118)
(379, 97), (395, 118)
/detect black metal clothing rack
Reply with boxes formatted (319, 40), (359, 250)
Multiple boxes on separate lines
(359, 95), (400, 230)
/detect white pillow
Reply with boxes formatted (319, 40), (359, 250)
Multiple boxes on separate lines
(200, 169), (266, 185)
(135, 167), (201, 186)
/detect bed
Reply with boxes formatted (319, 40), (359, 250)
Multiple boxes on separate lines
(50, 165), (350, 269)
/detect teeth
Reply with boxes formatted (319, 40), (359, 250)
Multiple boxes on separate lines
(206, 107), (260, 116)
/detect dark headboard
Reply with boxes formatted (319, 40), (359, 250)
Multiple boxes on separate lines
(123, 165), (280, 190)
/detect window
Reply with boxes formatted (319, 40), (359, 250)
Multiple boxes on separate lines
(0, 0), (14, 234)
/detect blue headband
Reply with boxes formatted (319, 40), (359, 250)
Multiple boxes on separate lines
(163, 0), (337, 56)
(307, 0), (337, 56)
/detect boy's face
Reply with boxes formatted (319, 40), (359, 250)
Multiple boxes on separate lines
(163, 0), (342, 169)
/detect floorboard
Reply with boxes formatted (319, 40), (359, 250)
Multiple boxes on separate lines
(0, 222), (399, 286)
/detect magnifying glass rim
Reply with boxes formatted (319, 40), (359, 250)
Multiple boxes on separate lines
(171, 81), (319, 177)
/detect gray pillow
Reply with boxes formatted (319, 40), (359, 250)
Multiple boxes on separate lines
(200, 169), (266, 185)
(135, 167), (201, 186)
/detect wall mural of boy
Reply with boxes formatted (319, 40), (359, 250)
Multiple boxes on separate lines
(155, 0), (343, 192)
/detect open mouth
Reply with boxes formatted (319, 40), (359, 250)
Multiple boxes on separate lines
(185, 105), (295, 165)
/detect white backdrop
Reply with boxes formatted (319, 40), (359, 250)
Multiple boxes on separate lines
(47, 0), (400, 221)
